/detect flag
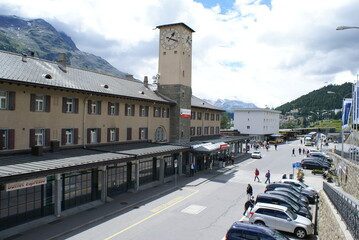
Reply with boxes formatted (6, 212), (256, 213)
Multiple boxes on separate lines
(353, 83), (359, 124)
(342, 98), (352, 128)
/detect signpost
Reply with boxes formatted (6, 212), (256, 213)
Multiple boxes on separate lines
(292, 162), (302, 177)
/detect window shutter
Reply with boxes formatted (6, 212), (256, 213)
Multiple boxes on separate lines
(97, 128), (101, 143)
(107, 128), (110, 142)
(139, 128), (141, 140)
(74, 98), (79, 113)
(0, 130), (4, 149)
(116, 128), (119, 141)
(145, 128), (148, 140)
(132, 104), (135, 116)
(8, 129), (15, 149)
(29, 129), (35, 147)
(61, 129), (66, 145)
(30, 94), (36, 112)
(62, 97), (67, 113)
(98, 101), (101, 115)
(45, 128), (50, 146)
(8, 91), (15, 110)
(115, 103), (119, 115)
(87, 129), (91, 143)
(108, 102), (111, 115)
(125, 104), (128, 116)
(88, 100), (92, 114)
(127, 128), (132, 140)
(74, 128), (78, 144)
(45, 95), (51, 112)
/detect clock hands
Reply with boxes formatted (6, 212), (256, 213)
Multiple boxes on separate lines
(166, 32), (178, 42)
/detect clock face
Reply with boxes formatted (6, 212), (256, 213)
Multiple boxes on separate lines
(182, 30), (192, 52)
(160, 28), (180, 50)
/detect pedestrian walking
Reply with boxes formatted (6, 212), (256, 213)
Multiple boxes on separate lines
(265, 170), (271, 184)
(274, 144), (277, 150)
(246, 184), (253, 200)
(292, 148), (296, 157)
(254, 168), (260, 182)
(298, 147), (302, 155)
(243, 196), (255, 215)
(190, 163), (195, 176)
(266, 144), (269, 151)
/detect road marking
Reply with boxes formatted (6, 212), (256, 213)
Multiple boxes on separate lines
(242, 159), (256, 166)
(103, 188), (199, 240)
(181, 204), (207, 215)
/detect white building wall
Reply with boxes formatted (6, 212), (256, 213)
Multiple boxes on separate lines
(233, 109), (280, 136)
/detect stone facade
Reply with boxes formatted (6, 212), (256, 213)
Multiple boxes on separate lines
(328, 152), (359, 199)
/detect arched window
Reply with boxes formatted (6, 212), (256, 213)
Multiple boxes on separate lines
(154, 127), (166, 142)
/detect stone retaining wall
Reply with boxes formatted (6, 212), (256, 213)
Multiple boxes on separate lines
(317, 191), (349, 240)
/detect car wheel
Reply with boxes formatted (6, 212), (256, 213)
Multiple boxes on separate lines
(254, 221), (265, 226)
(294, 227), (307, 239)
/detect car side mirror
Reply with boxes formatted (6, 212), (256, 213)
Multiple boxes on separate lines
(287, 218), (292, 221)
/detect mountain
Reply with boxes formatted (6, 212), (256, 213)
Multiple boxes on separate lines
(0, 15), (130, 78)
(204, 99), (257, 113)
(275, 82), (353, 115)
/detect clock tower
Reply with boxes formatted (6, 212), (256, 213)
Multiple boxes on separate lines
(156, 23), (195, 143)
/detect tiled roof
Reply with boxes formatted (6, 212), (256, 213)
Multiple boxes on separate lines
(0, 50), (170, 103)
(191, 95), (224, 111)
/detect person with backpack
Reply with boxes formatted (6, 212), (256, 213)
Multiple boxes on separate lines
(254, 168), (260, 182)
(246, 183), (253, 200)
(265, 170), (271, 184)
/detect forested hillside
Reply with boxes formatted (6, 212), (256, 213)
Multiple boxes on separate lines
(276, 82), (353, 115)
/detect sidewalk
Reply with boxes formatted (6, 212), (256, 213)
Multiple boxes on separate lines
(1, 153), (251, 240)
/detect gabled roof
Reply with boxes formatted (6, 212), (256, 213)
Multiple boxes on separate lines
(0, 50), (170, 104)
(191, 95), (224, 111)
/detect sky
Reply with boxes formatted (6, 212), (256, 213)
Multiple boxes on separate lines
(1, 0), (359, 108)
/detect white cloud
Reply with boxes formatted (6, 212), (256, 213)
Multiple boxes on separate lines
(1, 0), (359, 108)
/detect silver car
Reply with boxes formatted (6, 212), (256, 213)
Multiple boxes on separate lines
(248, 203), (314, 239)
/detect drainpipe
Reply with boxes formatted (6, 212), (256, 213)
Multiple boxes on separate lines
(83, 96), (89, 148)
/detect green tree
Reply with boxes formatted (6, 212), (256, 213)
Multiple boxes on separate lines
(221, 112), (232, 129)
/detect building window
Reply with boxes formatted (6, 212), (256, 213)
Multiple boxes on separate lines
(154, 107), (161, 117)
(210, 127), (214, 134)
(108, 128), (119, 142)
(191, 111), (196, 120)
(87, 128), (101, 143)
(205, 113), (209, 120)
(125, 104), (135, 116)
(0, 90), (15, 110)
(140, 105), (149, 117)
(247, 126), (250, 129)
(127, 128), (132, 140)
(61, 128), (78, 145)
(88, 100), (101, 115)
(204, 127), (209, 135)
(30, 94), (50, 112)
(197, 112), (202, 120)
(30, 128), (50, 147)
(190, 127), (195, 136)
(62, 97), (79, 113)
(216, 114), (220, 121)
(155, 127), (165, 142)
(162, 108), (169, 118)
(216, 127), (220, 134)
(0, 129), (15, 150)
(211, 113), (215, 121)
(108, 102), (119, 115)
(197, 127), (202, 136)
(139, 128), (148, 140)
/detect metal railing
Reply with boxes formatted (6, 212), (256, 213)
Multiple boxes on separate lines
(334, 150), (359, 164)
(323, 182), (359, 239)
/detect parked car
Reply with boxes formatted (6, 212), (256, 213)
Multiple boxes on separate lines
(225, 221), (289, 240)
(301, 158), (330, 171)
(251, 151), (262, 159)
(273, 187), (309, 206)
(265, 183), (316, 204)
(280, 179), (318, 195)
(266, 190), (310, 209)
(307, 152), (333, 163)
(248, 203), (314, 239)
(256, 193), (312, 220)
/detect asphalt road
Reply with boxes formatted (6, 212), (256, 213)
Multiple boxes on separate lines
(52, 140), (322, 240)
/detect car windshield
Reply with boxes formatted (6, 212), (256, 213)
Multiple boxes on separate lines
(285, 208), (297, 219)
(276, 188), (300, 198)
(284, 197), (300, 211)
(272, 230), (290, 240)
(253, 152), (260, 154)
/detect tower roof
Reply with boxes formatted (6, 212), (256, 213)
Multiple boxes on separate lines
(156, 22), (195, 32)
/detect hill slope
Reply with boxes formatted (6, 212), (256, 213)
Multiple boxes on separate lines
(275, 82), (353, 115)
(0, 15), (129, 78)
